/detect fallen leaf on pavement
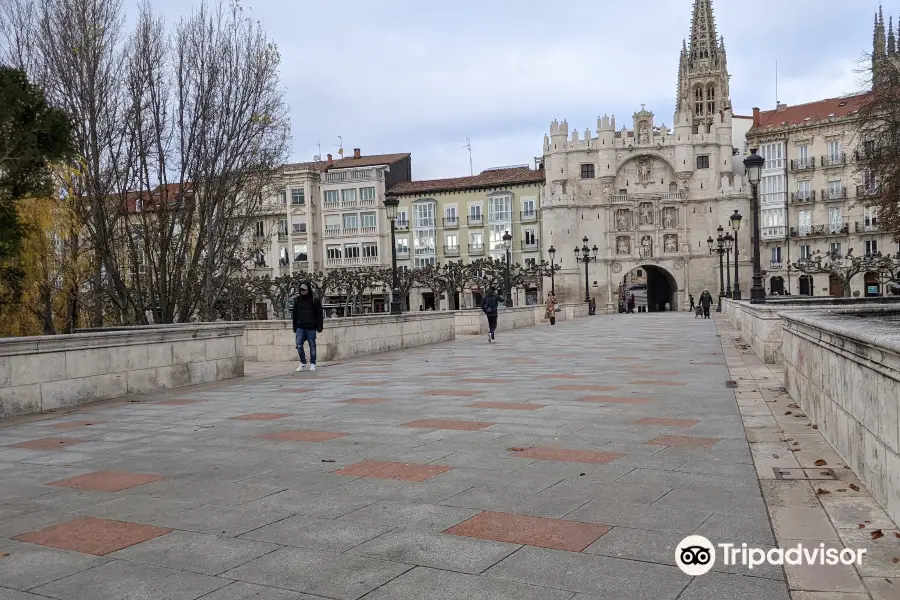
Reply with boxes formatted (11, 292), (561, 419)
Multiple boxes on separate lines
(788, 403), (800, 409)
(812, 425), (819, 429)
(893, 558), (899, 564)
(859, 524), (866, 529)
(850, 484), (860, 491)
(785, 411), (792, 415)
(816, 488), (830, 495)
(837, 488), (847, 492)
(814, 459), (827, 466)
(508, 448), (526, 452)
(321, 459), (335, 463)
(871, 529), (884, 540)
(792, 442), (800, 446)
(896, 533), (900, 539)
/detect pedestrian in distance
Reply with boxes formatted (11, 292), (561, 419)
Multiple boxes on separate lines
(292, 281), (324, 371)
(689, 293), (695, 311)
(698, 288), (713, 319)
(626, 293), (636, 314)
(545, 291), (557, 325)
(481, 288), (500, 343)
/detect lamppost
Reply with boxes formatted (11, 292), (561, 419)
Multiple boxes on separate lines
(573, 236), (598, 303)
(730, 210), (743, 300)
(548, 245), (557, 295)
(744, 148), (766, 304)
(383, 195), (402, 315)
(724, 231), (734, 298)
(502, 230), (513, 306)
(708, 227), (726, 313)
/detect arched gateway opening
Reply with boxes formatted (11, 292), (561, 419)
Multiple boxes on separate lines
(620, 265), (679, 312)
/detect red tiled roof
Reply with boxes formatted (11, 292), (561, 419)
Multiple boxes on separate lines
(388, 167), (544, 196)
(751, 93), (871, 132)
(283, 152), (410, 172)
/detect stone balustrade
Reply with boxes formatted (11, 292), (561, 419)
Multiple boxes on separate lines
(0, 324), (245, 418)
(781, 306), (900, 525)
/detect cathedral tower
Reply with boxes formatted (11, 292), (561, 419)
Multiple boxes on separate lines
(676, 0), (731, 134)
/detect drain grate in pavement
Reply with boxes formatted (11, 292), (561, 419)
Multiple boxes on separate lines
(725, 380), (738, 388)
(773, 468), (838, 480)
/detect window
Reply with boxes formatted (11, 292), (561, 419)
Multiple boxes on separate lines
(696, 155), (710, 169)
(762, 208), (785, 228)
(413, 202), (435, 228)
(522, 198), (536, 218)
(771, 247), (782, 263)
(828, 206), (842, 232)
(362, 243), (378, 258)
(342, 188), (357, 203)
(797, 144), (809, 162)
(761, 142), (785, 169)
(830, 242), (842, 256)
(865, 239), (878, 256)
(344, 244), (360, 259)
(360, 186), (376, 201)
(291, 188), (305, 205)
(361, 212), (376, 228)
(414, 255), (437, 268)
(254, 220), (264, 238)
(581, 164), (595, 179)
(864, 206), (877, 227)
(414, 229), (435, 255)
(524, 229), (536, 245)
(863, 139), (875, 158)
(469, 204), (482, 222)
(279, 190), (287, 204)
(254, 249), (266, 267)
(396, 237), (409, 253)
(798, 180), (811, 198)
(277, 219), (288, 235)
(445, 234), (459, 249)
(470, 232), (483, 248)
(798, 210), (811, 235)
(293, 244), (308, 261)
(636, 269), (643, 277)
(444, 205), (458, 225)
(827, 140), (842, 162)
(525, 258), (537, 267)
(761, 174), (786, 204)
(694, 86), (704, 116)
(827, 180), (842, 199)
(342, 213), (358, 229)
(489, 225), (508, 251)
(799, 244), (811, 260)
(326, 245), (342, 260)
(292, 222), (307, 234)
(864, 169), (877, 192)
(706, 84), (716, 115)
(397, 210), (408, 227)
(488, 195), (512, 222)
(324, 190), (339, 204)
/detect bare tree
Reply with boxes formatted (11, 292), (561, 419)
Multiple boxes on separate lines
(791, 248), (900, 297)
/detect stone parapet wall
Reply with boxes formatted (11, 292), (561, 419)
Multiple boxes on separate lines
(781, 306), (900, 525)
(0, 324), (245, 419)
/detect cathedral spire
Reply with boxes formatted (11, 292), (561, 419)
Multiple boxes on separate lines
(889, 15), (896, 55)
(688, 0), (719, 66)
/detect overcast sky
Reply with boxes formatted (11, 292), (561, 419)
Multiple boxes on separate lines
(142, 0), (882, 179)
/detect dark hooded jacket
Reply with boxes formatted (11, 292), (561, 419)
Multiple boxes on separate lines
(292, 282), (324, 332)
(481, 291), (499, 316)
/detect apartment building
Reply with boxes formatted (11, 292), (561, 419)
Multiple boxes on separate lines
(747, 94), (897, 297)
(387, 166), (545, 309)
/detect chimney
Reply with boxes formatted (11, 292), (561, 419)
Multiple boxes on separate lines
(326, 153), (333, 165)
(776, 102), (788, 112)
(752, 107), (760, 127)
(353, 148), (361, 159)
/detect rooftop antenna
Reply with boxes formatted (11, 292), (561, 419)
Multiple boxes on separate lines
(463, 137), (473, 176)
(775, 60), (779, 106)
(336, 136), (344, 158)
(314, 137), (321, 161)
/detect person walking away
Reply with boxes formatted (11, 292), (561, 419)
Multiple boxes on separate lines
(698, 289), (713, 319)
(545, 291), (557, 325)
(292, 281), (324, 371)
(481, 288), (499, 343)
(626, 293), (636, 314)
(689, 294), (695, 311)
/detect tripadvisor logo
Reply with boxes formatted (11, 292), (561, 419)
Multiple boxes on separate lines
(676, 535), (715, 576)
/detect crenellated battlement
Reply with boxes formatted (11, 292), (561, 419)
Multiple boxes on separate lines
(549, 119), (569, 136)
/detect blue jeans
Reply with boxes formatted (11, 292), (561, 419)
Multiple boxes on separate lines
(295, 329), (317, 364)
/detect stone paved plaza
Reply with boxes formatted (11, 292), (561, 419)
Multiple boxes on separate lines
(0, 313), (897, 599)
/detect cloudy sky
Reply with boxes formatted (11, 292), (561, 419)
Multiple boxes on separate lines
(143, 0), (882, 179)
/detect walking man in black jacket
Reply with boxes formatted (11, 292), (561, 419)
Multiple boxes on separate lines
(292, 281), (324, 371)
(481, 288), (499, 343)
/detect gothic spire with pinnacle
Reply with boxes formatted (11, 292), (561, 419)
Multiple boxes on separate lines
(889, 15), (896, 55)
(688, 0), (719, 67)
(875, 8), (886, 57)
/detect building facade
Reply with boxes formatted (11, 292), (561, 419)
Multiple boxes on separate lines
(746, 11), (900, 297)
(388, 166), (544, 309)
(540, 0), (752, 311)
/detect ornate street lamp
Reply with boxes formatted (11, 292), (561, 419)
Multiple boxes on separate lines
(724, 232), (734, 298)
(383, 195), (402, 315)
(503, 230), (513, 306)
(548, 245), (557, 295)
(744, 149), (766, 303)
(708, 227), (726, 313)
(574, 236), (598, 303)
(730, 210), (743, 300)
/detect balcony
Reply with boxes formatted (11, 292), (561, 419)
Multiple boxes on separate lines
(761, 226), (787, 240)
(293, 260), (309, 271)
(610, 194), (631, 204)
(790, 224), (849, 237)
(443, 217), (459, 229)
(821, 153), (846, 167)
(854, 148), (879, 161)
(769, 262), (783, 271)
(856, 185), (877, 198)
(323, 200), (339, 210)
(323, 226), (341, 238)
(855, 220), (880, 233)
(277, 232), (288, 242)
(443, 245), (460, 257)
(822, 187), (848, 201)
(467, 215), (483, 226)
(468, 244), (485, 256)
(520, 210), (538, 222)
(325, 255), (380, 268)
(359, 226), (377, 235)
(359, 197), (377, 207)
(790, 157), (815, 171)
(521, 240), (539, 252)
(791, 190), (815, 203)
(341, 200), (358, 209)
(322, 168), (379, 183)
(397, 248), (410, 258)
(396, 221), (409, 231)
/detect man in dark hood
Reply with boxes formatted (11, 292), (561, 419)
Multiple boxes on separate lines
(291, 281), (324, 371)
(481, 288), (499, 343)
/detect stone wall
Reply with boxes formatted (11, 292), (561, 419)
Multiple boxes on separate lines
(781, 307), (900, 525)
(0, 324), (245, 418)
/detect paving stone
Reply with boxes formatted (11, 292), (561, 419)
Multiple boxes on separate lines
(647, 435), (722, 449)
(237, 488), (379, 519)
(73, 495), (202, 522)
(864, 577), (900, 600)
(583, 526), (685, 563)
(677, 570), (789, 599)
(261, 430), (347, 442)
(771, 507), (840, 541)
(634, 417), (700, 427)
(45, 421), (105, 430)
(229, 413), (292, 421)
(445, 511), (610, 551)
(221, 546), (411, 599)
(196, 582), (319, 599)
(565, 499), (714, 534)
(30, 559), (228, 600)
(361, 566), (573, 600)
(512, 447), (625, 465)
(402, 419), (493, 431)
(339, 500), (478, 530)
(48, 470), (166, 492)
(150, 504), (292, 537)
(552, 384), (621, 392)
(0, 540), (108, 591)
(14, 517), (172, 556)
(335, 460), (453, 482)
(123, 479), (286, 506)
(782, 540), (867, 593)
(338, 398), (389, 405)
(692, 512), (777, 546)
(486, 545), (690, 599)
(7, 438), (86, 451)
(239, 515), (390, 551)
(467, 402), (545, 411)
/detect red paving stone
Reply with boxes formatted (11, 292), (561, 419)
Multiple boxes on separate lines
(8, 437), (85, 450)
(634, 417), (700, 427)
(262, 430), (347, 442)
(423, 389), (479, 397)
(626, 368), (682, 376)
(552, 384), (621, 392)
(339, 398), (390, 405)
(512, 446), (625, 464)
(352, 381), (389, 387)
(424, 371), (463, 377)
(691, 362), (724, 366)
(630, 380), (687, 386)
(157, 398), (200, 406)
(15, 517), (172, 556)
(335, 460), (452, 482)
(445, 511), (610, 552)
(467, 402), (544, 411)
(576, 396), (653, 404)
(460, 378), (508, 385)
(402, 419), (493, 431)
(647, 435), (721, 448)
(48, 470), (166, 492)
(229, 413), (292, 421)
(46, 421), (103, 430)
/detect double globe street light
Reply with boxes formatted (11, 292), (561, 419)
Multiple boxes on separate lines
(383, 195), (402, 315)
(743, 148), (766, 304)
(574, 236), (598, 303)
(502, 231), (513, 306)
